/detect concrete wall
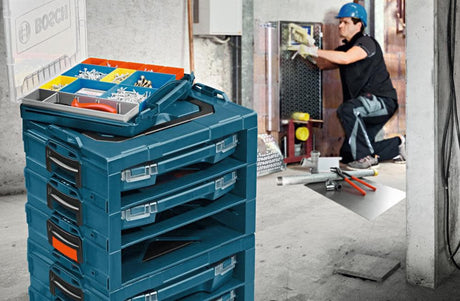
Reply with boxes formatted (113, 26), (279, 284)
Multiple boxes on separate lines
(435, 0), (460, 284)
(254, 0), (350, 24)
(86, 0), (233, 94)
(0, 0), (236, 195)
(0, 0), (26, 196)
(406, 0), (460, 288)
(405, 0), (438, 288)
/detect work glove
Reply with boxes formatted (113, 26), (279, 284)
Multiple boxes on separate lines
(288, 23), (316, 46)
(288, 44), (318, 59)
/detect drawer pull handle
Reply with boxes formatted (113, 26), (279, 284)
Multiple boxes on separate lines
(53, 279), (82, 300)
(47, 220), (82, 263)
(46, 145), (81, 187)
(49, 156), (79, 173)
(49, 270), (84, 301)
(50, 193), (79, 211)
(47, 183), (83, 225)
(51, 230), (79, 249)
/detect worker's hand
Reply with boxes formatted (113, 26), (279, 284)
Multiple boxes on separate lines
(298, 45), (318, 58)
(293, 31), (316, 47)
(288, 44), (318, 59)
(289, 23), (316, 46)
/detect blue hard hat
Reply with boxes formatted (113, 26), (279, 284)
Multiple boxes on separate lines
(336, 3), (367, 27)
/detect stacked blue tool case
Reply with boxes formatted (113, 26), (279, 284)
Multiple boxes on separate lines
(22, 79), (257, 300)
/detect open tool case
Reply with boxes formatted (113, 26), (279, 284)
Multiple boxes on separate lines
(5, 0), (205, 137)
(20, 71), (226, 137)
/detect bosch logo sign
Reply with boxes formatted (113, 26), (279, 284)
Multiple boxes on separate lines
(34, 6), (69, 34)
(15, 0), (72, 53)
(18, 21), (31, 45)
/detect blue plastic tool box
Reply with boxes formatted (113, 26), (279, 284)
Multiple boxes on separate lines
(21, 80), (258, 295)
(22, 84), (257, 191)
(27, 235), (255, 300)
(26, 195), (255, 289)
(24, 161), (256, 234)
(22, 116), (257, 233)
(24, 163), (243, 230)
(21, 76), (257, 298)
(21, 76), (257, 299)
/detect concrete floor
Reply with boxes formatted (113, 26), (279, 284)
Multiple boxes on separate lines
(1, 162), (460, 300)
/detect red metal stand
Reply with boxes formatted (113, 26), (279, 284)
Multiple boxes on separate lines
(283, 119), (323, 164)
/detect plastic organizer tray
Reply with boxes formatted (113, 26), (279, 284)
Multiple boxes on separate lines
(26, 200), (256, 292)
(21, 71), (178, 123)
(27, 235), (254, 300)
(22, 61), (176, 123)
(21, 79), (257, 138)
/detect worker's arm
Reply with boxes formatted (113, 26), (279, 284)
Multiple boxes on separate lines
(317, 46), (367, 65)
(292, 45), (367, 69)
(316, 58), (339, 70)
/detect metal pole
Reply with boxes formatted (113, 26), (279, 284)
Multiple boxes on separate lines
(187, 0), (195, 73)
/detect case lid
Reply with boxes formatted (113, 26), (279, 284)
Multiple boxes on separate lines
(3, 0), (87, 102)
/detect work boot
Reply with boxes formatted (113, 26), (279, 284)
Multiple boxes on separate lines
(393, 135), (406, 164)
(347, 155), (379, 170)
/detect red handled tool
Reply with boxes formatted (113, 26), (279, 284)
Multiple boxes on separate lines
(71, 98), (117, 114)
(342, 170), (377, 192)
(330, 167), (377, 196)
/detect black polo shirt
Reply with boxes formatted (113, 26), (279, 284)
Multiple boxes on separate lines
(335, 32), (397, 102)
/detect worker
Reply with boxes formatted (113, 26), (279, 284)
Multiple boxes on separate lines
(289, 2), (406, 169)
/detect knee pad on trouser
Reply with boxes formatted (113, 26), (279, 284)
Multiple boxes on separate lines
(336, 101), (356, 125)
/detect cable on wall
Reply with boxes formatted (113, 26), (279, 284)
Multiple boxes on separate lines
(441, 0), (460, 270)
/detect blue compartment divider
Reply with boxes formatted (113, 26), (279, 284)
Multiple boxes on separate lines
(121, 70), (175, 89)
(103, 84), (158, 111)
(62, 63), (116, 80)
(60, 78), (116, 97)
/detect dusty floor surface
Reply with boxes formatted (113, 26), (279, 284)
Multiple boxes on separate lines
(1, 162), (460, 300)
(255, 162), (460, 301)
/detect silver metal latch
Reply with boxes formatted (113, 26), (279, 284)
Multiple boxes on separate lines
(215, 172), (237, 191)
(214, 256), (237, 276)
(126, 291), (158, 301)
(121, 163), (158, 183)
(121, 202), (158, 221)
(215, 135), (238, 153)
(214, 290), (236, 301)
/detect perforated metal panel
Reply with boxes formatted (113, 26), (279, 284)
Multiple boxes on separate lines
(279, 21), (322, 120)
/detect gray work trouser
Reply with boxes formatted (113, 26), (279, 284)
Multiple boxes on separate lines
(336, 94), (400, 163)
